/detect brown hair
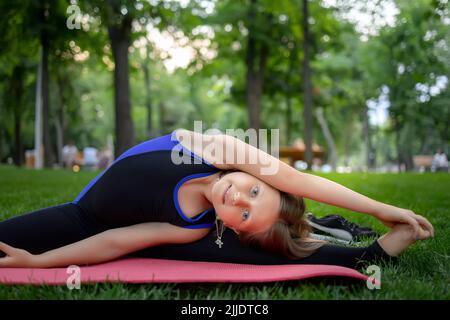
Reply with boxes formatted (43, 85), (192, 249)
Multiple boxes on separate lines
(219, 169), (326, 259)
(239, 191), (326, 259)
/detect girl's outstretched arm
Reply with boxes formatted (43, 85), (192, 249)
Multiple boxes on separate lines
(0, 222), (208, 268)
(206, 132), (434, 239)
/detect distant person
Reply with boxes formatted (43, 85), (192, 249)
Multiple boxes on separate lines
(62, 140), (78, 169)
(431, 148), (448, 172)
(83, 147), (99, 171)
(97, 147), (113, 170)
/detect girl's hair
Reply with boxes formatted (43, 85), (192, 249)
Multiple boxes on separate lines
(219, 169), (326, 259)
(239, 191), (326, 259)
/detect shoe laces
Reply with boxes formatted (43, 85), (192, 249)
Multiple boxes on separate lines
(337, 216), (360, 232)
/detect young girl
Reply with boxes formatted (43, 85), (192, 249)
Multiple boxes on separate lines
(0, 129), (434, 269)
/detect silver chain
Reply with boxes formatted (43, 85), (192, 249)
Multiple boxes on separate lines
(215, 218), (224, 248)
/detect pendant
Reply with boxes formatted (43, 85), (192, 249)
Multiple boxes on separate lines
(215, 238), (223, 248)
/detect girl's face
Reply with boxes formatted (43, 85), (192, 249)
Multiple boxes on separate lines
(211, 171), (281, 234)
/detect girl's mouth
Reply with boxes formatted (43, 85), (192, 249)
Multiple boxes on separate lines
(223, 184), (231, 205)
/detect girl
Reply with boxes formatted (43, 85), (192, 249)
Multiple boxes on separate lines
(0, 129), (434, 269)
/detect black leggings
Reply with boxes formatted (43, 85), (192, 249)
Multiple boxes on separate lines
(0, 203), (396, 270)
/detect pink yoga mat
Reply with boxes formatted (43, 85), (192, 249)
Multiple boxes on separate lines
(0, 258), (372, 285)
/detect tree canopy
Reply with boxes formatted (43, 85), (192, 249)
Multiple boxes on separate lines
(0, 0), (448, 172)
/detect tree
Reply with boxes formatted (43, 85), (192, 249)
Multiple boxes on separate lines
(301, 0), (314, 170)
(105, 0), (135, 157)
(207, 0), (278, 131)
(362, 0), (449, 171)
(0, 1), (39, 166)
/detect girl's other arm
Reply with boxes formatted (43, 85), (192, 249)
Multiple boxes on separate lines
(0, 222), (208, 268)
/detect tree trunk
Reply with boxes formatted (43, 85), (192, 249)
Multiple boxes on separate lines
(419, 124), (434, 154)
(393, 115), (403, 172)
(108, 15), (135, 158)
(315, 107), (337, 171)
(55, 70), (67, 167)
(285, 94), (292, 145)
(403, 123), (414, 171)
(362, 104), (375, 170)
(40, 1), (54, 168)
(13, 110), (23, 167)
(254, 41), (269, 127)
(302, 0), (313, 170)
(10, 64), (25, 167)
(393, 114), (414, 172)
(245, 0), (259, 131)
(158, 102), (166, 135)
(245, 0), (270, 132)
(342, 111), (355, 167)
(284, 42), (296, 145)
(54, 116), (63, 167)
(34, 48), (43, 169)
(143, 54), (154, 139)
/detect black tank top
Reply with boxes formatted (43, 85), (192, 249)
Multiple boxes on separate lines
(72, 130), (221, 229)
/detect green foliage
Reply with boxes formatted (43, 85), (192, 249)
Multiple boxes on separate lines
(361, 0), (449, 161)
(0, 0), (448, 168)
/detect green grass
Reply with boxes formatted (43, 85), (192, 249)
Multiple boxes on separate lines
(0, 165), (449, 299)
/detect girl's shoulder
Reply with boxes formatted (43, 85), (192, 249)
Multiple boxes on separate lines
(174, 129), (232, 170)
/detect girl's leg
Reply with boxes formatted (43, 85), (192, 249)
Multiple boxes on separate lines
(0, 203), (105, 258)
(130, 228), (398, 270)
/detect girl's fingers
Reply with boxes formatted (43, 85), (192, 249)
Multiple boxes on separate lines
(420, 220), (434, 238)
(418, 227), (432, 240)
(0, 242), (14, 256)
(385, 221), (395, 228)
(0, 256), (13, 267)
(415, 215), (434, 237)
(406, 217), (420, 239)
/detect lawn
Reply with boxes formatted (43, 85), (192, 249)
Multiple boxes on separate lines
(0, 164), (449, 299)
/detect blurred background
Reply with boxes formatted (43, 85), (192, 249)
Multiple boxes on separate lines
(0, 0), (448, 174)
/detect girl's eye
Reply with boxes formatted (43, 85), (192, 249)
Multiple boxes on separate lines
(242, 209), (250, 221)
(250, 186), (259, 198)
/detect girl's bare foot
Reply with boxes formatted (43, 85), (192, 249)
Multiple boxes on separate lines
(377, 223), (432, 257)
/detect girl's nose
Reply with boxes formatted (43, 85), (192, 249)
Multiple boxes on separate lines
(232, 191), (249, 207)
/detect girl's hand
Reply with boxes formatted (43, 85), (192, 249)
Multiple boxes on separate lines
(0, 242), (38, 268)
(375, 204), (435, 239)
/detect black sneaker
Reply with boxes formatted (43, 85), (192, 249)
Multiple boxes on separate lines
(306, 213), (380, 242)
(315, 214), (377, 233)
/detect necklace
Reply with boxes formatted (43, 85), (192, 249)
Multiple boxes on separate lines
(215, 218), (224, 248)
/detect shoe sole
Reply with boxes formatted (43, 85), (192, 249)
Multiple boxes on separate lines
(308, 220), (354, 242)
(309, 233), (351, 245)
